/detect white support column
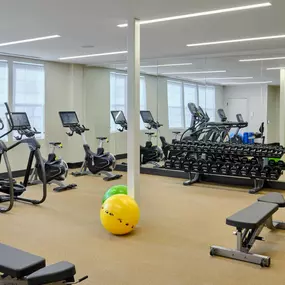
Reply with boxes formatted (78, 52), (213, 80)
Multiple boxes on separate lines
(280, 69), (285, 145)
(127, 18), (140, 201)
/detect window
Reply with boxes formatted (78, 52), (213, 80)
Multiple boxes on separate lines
(110, 73), (147, 132)
(167, 81), (183, 128)
(184, 83), (197, 128)
(0, 61), (8, 140)
(198, 86), (216, 121)
(13, 62), (45, 139)
(167, 80), (216, 129)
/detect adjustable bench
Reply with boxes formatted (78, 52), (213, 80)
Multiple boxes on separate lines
(0, 243), (87, 285)
(210, 202), (278, 267)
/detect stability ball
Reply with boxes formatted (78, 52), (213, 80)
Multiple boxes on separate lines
(100, 194), (140, 235)
(102, 185), (127, 204)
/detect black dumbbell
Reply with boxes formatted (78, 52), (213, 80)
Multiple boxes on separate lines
(268, 160), (277, 167)
(250, 158), (258, 165)
(230, 163), (242, 176)
(165, 160), (173, 169)
(241, 157), (249, 164)
(261, 166), (272, 179)
(243, 147), (250, 156)
(277, 160), (285, 168)
(250, 164), (262, 178)
(270, 166), (282, 180)
(201, 160), (212, 173)
(210, 160), (223, 174)
(220, 162), (232, 175)
(240, 164), (252, 177)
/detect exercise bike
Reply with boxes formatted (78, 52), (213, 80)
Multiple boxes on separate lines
(29, 141), (77, 192)
(59, 111), (122, 181)
(111, 110), (164, 167)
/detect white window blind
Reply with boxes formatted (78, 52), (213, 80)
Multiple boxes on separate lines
(167, 81), (183, 128)
(110, 73), (147, 132)
(184, 83), (197, 128)
(198, 85), (216, 121)
(13, 62), (45, 139)
(0, 61), (8, 141)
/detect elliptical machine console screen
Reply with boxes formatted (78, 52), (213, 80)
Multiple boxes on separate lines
(140, 111), (154, 124)
(8, 112), (31, 129)
(59, 111), (79, 127)
(111, 111), (127, 124)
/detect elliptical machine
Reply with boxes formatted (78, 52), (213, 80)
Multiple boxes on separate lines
(29, 141), (77, 192)
(59, 111), (122, 181)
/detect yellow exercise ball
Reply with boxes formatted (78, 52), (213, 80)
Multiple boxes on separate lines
(100, 194), (140, 235)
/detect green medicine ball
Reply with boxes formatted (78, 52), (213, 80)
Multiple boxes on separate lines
(102, 185), (128, 204)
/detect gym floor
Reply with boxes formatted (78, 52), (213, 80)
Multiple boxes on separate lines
(1, 172), (285, 285)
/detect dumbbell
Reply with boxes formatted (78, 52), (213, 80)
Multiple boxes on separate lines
(230, 163), (242, 176)
(183, 157), (196, 172)
(192, 158), (202, 172)
(237, 146), (244, 156)
(242, 147), (250, 156)
(240, 164), (252, 177)
(255, 147), (263, 157)
(210, 160), (223, 174)
(241, 157), (249, 164)
(270, 166), (282, 180)
(277, 160), (285, 168)
(268, 160), (277, 167)
(165, 160), (173, 169)
(223, 146), (231, 155)
(250, 164), (262, 178)
(261, 166), (272, 179)
(220, 162), (232, 175)
(249, 148), (257, 156)
(250, 158), (259, 165)
(201, 160), (212, 173)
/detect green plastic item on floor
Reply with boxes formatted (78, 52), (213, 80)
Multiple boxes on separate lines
(102, 185), (128, 204)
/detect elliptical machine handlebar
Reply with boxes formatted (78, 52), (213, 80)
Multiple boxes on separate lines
(145, 121), (163, 130)
(66, 124), (90, 137)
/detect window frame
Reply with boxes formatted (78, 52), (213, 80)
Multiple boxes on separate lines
(110, 72), (147, 132)
(12, 61), (45, 140)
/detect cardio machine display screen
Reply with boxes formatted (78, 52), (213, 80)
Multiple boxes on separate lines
(140, 111), (154, 124)
(111, 111), (127, 124)
(59, 111), (79, 127)
(9, 112), (31, 129)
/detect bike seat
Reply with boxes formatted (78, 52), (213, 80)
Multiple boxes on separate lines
(172, 131), (181, 135)
(145, 132), (155, 136)
(49, 142), (62, 146)
(97, 137), (108, 140)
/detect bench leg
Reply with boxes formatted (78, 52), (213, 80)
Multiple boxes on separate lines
(210, 246), (271, 267)
(183, 173), (200, 186)
(265, 216), (285, 230)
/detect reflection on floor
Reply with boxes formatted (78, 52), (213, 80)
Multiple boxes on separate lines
(1, 173), (285, 285)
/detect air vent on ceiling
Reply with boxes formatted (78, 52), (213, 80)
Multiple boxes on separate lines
(0, 52), (41, 60)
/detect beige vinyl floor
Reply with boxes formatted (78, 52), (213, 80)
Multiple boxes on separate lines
(1, 172), (285, 285)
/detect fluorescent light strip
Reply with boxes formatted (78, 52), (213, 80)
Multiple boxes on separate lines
(240, 56), (285, 62)
(162, 70), (226, 75)
(117, 2), (271, 27)
(203, 77), (253, 80)
(266, 67), (285, 70)
(226, 81), (272, 85)
(141, 62), (192, 68)
(59, 50), (128, 60)
(0, 35), (60, 47)
(187, 34), (285, 47)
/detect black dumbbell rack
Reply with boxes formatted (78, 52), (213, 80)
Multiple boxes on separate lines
(164, 141), (285, 194)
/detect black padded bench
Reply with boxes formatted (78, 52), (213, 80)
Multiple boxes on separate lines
(0, 243), (87, 285)
(210, 195), (284, 267)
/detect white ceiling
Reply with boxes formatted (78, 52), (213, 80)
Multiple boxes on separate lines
(0, 0), (285, 85)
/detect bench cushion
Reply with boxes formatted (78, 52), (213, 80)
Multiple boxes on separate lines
(226, 202), (278, 229)
(258, 192), (285, 207)
(0, 243), (45, 278)
(26, 261), (76, 285)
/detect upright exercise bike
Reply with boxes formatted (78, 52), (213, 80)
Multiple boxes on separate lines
(59, 111), (122, 181)
(29, 141), (77, 192)
(111, 110), (164, 167)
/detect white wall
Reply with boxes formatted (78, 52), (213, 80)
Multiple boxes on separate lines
(0, 62), (84, 172)
(223, 85), (268, 140)
(267, 85), (280, 143)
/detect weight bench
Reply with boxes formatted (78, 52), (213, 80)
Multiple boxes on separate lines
(210, 202), (279, 267)
(0, 243), (87, 285)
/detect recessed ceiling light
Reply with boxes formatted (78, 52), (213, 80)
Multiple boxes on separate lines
(226, 81), (272, 85)
(187, 34), (285, 47)
(266, 67), (285, 70)
(59, 50), (128, 60)
(81, 45), (95, 48)
(240, 56), (285, 62)
(141, 63), (193, 68)
(202, 77), (253, 80)
(117, 2), (271, 27)
(0, 35), (60, 47)
(162, 70), (227, 75)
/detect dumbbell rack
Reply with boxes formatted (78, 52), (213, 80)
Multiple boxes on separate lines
(165, 142), (285, 194)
